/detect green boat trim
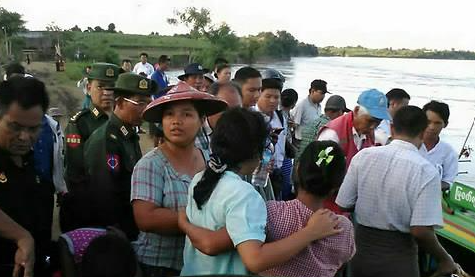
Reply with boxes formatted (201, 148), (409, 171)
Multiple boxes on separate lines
(436, 182), (475, 253)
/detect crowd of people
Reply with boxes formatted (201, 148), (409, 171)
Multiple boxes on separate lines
(0, 52), (463, 277)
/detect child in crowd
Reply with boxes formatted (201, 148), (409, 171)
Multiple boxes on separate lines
(81, 233), (138, 277)
(179, 108), (342, 276)
(261, 140), (355, 277)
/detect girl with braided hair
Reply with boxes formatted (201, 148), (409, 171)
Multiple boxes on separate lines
(180, 108), (343, 276)
(261, 140), (355, 277)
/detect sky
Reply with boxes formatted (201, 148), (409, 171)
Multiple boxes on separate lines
(2, 0), (475, 51)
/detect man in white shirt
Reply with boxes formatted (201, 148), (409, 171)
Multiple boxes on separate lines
(375, 88), (410, 145)
(132, 52), (154, 78)
(420, 100), (458, 190)
(291, 79), (328, 144)
(255, 75), (287, 199)
(336, 105), (457, 277)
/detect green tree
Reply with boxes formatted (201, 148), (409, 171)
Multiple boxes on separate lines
(94, 26), (104, 32)
(107, 23), (116, 33)
(276, 30), (298, 57)
(168, 7), (212, 39)
(0, 7), (27, 36)
(70, 25), (81, 32)
(168, 7), (240, 66)
(238, 37), (260, 63)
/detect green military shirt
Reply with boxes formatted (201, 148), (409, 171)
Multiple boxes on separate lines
(64, 105), (109, 192)
(83, 113), (142, 239)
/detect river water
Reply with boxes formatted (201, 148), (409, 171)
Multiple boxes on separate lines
(169, 57), (475, 184)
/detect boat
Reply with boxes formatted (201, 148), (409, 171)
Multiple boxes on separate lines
(437, 182), (475, 253)
(432, 122), (475, 275)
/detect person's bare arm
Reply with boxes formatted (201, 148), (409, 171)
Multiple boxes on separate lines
(0, 209), (35, 277)
(178, 210), (233, 255)
(410, 226), (457, 277)
(132, 200), (182, 235)
(237, 209), (342, 273)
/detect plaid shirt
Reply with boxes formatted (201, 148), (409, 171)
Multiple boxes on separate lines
(130, 148), (208, 270)
(296, 114), (330, 159)
(261, 199), (355, 277)
(194, 121), (213, 153)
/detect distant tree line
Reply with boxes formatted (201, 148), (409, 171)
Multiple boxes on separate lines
(319, 46), (475, 60)
(167, 7), (318, 65)
(69, 23), (121, 33)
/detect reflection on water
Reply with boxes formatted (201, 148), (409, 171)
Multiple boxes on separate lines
(169, 56), (475, 184)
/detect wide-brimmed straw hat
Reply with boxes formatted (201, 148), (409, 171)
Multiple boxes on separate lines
(142, 81), (228, 122)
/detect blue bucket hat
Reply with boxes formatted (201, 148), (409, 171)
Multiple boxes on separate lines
(357, 89), (391, 120)
(178, 63), (209, 81)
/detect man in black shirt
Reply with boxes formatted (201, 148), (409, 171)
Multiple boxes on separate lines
(0, 76), (50, 276)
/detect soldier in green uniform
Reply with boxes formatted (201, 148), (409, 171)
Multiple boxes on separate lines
(83, 73), (156, 239)
(61, 63), (119, 231)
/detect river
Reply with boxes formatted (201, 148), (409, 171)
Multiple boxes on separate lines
(168, 56), (475, 183)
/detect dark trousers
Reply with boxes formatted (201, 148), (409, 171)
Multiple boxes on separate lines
(140, 263), (180, 277)
(351, 224), (419, 277)
(269, 168), (283, 200)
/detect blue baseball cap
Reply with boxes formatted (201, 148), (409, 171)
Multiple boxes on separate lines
(357, 89), (391, 120)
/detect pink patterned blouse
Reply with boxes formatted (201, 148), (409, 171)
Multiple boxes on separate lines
(261, 199), (356, 277)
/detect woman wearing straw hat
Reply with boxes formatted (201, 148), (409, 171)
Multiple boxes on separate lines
(130, 81), (227, 276)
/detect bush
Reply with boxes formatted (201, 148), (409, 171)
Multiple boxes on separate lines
(64, 62), (89, 81)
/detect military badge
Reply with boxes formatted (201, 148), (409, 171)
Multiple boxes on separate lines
(106, 67), (115, 77)
(70, 111), (83, 122)
(0, 172), (7, 183)
(139, 79), (148, 90)
(107, 154), (120, 172)
(120, 126), (129, 137)
(66, 134), (82, 148)
(92, 108), (100, 117)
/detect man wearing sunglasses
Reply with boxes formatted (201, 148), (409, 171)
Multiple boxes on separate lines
(82, 73), (155, 240)
(318, 89), (390, 214)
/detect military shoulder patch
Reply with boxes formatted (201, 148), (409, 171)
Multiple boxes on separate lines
(107, 154), (120, 172)
(66, 134), (82, 148)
